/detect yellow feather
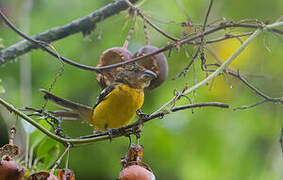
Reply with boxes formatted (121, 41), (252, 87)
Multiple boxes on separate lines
(89, 84), (144, 131)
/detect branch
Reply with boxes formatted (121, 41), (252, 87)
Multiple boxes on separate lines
(171, 102), (229, 111)
(0, 0), (139, 66)
(0, 96), (228, 146)
(50, 144), (70, 174)
(229, 70), (283, 103)
(1, 6), (282, 73)
(202, 0), (213, 31)
(124, 0), (179, 41)
(151, 21), (283, 116)
(233, 100), (267, 110)
(225, 70), (283, 110)
(206, 63), (283, 109)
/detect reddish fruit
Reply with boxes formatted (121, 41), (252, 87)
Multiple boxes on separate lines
(118, 165), (155, 180)
(27, 171), (58, 180)
(96, 47), (132, 88)
(134, 45), (168, 89)
(57, 168), (75, 180)
(121, 144), (143, 168)
(0, 159), (25, 180)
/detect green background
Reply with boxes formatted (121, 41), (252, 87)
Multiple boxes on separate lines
(0, 0), (283, 179)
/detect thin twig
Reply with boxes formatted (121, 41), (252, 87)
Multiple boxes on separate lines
(123, 10), (137, 48)
(174, 47), (200, 79)
(124, 0), (179, 41)
(202, 0), (214, 32)
(183, 32), (253, 45)
(201, 32), (253, 44)
(41, 45), (65, 110)
(143, 18), (150, 45)
(171, 102), (229, 111)
(233, 100), (267, 110)
(50, 144), (71, 174)
(200, 0), (213, 75)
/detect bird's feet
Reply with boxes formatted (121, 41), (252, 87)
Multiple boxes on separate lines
(105, 127), (119, 143)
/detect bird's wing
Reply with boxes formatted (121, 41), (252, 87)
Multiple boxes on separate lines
(48, 110), (80, 120)
(40, 89), (93, 120)
(93, 83), (117, 109)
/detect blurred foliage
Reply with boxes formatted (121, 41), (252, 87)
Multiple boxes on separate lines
(30, 120), (60, 171)
(0, 79), (5, 93)
(0, 0), (283, 179)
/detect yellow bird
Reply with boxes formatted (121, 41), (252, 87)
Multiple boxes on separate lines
(40, 64), (157, 132)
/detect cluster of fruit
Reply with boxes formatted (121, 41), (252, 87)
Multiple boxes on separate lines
(0, 128), (75, 180)
(96, 45), (168, 90)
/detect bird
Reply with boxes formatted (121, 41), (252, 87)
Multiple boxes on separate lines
(40, 64), (157, 132)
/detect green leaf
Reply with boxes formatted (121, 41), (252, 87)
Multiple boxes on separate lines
(30, 120), (52, 150)
(35, 138), (60, 170)
(29, 119), (60, 171)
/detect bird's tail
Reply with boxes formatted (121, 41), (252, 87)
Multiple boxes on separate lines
(40, 89), (93, 121)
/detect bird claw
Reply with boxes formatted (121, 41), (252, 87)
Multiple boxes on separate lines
(132, 119), (143, 141)
(105, 128), (119, 143)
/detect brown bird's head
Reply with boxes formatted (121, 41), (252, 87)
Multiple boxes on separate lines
(115, 64), (157, 89)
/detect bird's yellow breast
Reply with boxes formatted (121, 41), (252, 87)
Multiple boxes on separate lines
(89, 84), (144, 131)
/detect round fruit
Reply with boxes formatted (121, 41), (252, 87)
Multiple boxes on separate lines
(96, 47), (132, 88)
(118, 165), (155, 180)
(57, 168), (75, 180)
(134, 45), (168, 89)
(0, 159), (25, 180)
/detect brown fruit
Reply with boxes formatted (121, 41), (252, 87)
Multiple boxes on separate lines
(57, 168), (75, 180)
(134, 45), (168, 89)
(96, 47), (132, 88)
(0, 144), (20, 161)
(27, 171), (58, 180)
(0, 159), (25, 180)
(118, 165), (155, 180)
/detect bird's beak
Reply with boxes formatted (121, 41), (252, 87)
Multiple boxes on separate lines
(141, 70), (157, 80)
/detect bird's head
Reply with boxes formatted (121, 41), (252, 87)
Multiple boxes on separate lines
(115, 64), (157, 89)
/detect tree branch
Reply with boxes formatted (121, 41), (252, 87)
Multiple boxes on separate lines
(124, 0), (179, 41)
(1, 7), (282, 73)
(228, 70), (283, 104)
(0, 0), (139, 66)
(225, 70), (283, 110)
(151, 21), (283, 116)
(0, 96), (228, 146)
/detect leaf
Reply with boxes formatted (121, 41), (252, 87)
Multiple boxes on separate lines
(36, 138), (60, 170)
(30, 120), (51, 150)
(29, 120), (60, 171)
